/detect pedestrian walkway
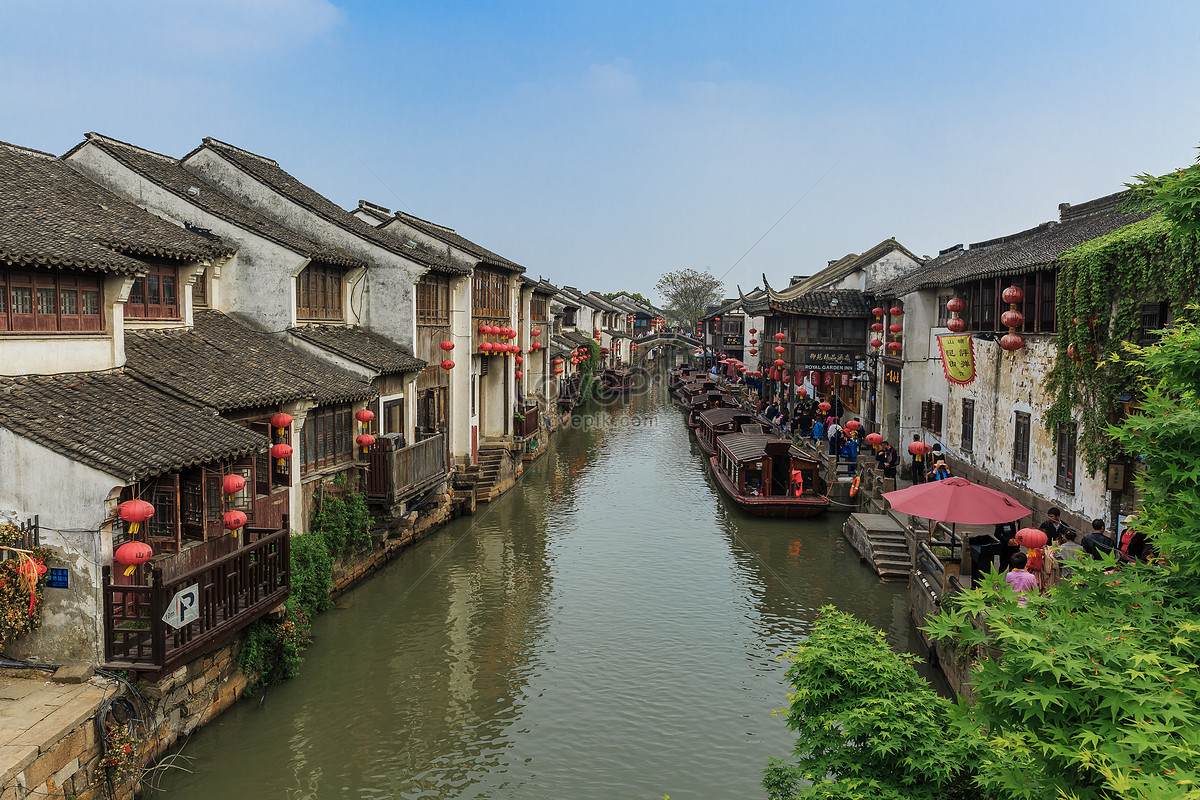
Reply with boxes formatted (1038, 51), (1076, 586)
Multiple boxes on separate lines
(0, 671), (112, 799)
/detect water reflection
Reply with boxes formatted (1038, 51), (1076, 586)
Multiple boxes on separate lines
(152, 374), (936, 800)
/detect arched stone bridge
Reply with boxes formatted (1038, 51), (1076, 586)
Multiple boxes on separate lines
(632, 332), (703, 356)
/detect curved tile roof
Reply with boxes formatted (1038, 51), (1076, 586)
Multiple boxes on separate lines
(288, 324), (426, 375)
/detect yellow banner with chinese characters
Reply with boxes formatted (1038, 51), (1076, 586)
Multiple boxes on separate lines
(937, 334), (976, 386)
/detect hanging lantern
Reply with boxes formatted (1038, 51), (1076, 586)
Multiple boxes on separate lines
(946, 317), (967, 333)
(797, 387), (807, 397)
(870, 338), (883, 349)
(1066, 344), (1080, 361)
(1000, 310), (1025, 329)
(356, 433), (376, 453)
(714, 316), (721, 322)
(946, 297), (965, 314)
(223, 509), (247, 537)
(531, 329), (541, 338)
(355, 408), (375, 424)
(870, 322), (884, 333)
(774, 358), (785, 367)
(889, 306), (903, 316)
(480, 342), (493, 353)
(515, 355), (524, 365)
(114, 541), (153, 577)
(271, 442), (292, 467)
(887, 341), (903, 353)
(269, 412), (292, 435)
(871, 307), (885, 317)
(749, 349), (757, 355)
(553, 358), (564, 365)
(844, 420), (862, 431)
(478, 324), (488, 335)
(1000, 333), (1025, 352)
(222, 473), (245, 497)
(818, 401), (832, 412)
(749, 328), (757, 334)
(865, 432), (883, 446)
(774, 332), (785, 341)
(118, 499), (154, 536)
(888, 323), (903, 334)
(515, 370), (523, 379)
(908, 441), (931, 456)
(1015, 527), (1048, 548)
(774, 345), (785, 354)
(441, 359), (455, 370)
(440, 340), (455, 352)
(553, 368), (563, 375)
(1002, 285), (1025, 305)
(748, 338), (757, 345)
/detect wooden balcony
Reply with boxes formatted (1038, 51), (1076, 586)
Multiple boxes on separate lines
(102, 524), (290, 674)
(365, 433), (448, 507)
(515, 403), (540, 439)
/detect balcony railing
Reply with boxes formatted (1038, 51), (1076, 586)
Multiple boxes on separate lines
(102, 524), (290, 673)
(365, 433), (448, 505)
(515, 404), (539, 439)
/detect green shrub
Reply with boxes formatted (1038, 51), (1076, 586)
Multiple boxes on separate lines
(238, 604), (312, 687)
(288, 529), (333, 617)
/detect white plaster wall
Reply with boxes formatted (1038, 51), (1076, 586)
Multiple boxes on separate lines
(449, 278), (472, 464)
(863, 250), (922, 291)
(0, 431), (119, 665)
(182, 148), (421, 350)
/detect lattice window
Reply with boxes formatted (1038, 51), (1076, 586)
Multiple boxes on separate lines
(472, 268), (510, 318)
(1013, 412), (1031, 477)
(0, 270), (104, 332)
(417, 274), (450, 326)
(296, 262), (346, 321)
(126, 263), (180, 319)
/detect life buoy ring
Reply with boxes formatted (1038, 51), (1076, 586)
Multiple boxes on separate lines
(849, 476), (861, 497)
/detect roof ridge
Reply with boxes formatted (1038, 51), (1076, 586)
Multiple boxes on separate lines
(85, 132), (176, 162)
(201, 137), (279, 166)
(1058, 190), (1131, 223)
(358, 200), (391, 214)
(394, 209), (457, 234)
(968, 220), (1057, 250)
(0, 140), (57, 160)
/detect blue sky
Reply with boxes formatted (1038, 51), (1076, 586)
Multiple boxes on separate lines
(3, 0), (1198, 303)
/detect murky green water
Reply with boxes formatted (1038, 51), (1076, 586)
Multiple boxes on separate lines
(151, 380), (936, 800)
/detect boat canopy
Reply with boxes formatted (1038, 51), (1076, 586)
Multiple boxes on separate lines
(717, 434), (816, 466)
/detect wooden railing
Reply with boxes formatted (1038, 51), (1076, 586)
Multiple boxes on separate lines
(515, 404), (540, 439)
(102, 524), (290, 673)
(366, 433), (447, 505)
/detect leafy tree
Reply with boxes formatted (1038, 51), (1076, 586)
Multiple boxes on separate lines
(653, 268), (724, 329)
(765, 607), (989, 800)
(602, 290), (654, 308)
(926, 317), (1200, 800)
(1124, 145), (1200, 236)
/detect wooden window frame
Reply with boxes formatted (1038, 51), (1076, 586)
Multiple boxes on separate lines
(416, 274), (451, 326)
(1013, 411), (1031, 477)
(531, 294), (551, 323)
(471, 267), (510, 318)
(920, 400), (943, 436)
(1, 269), (105, 333)
(126, 263), (180, 320)
(191, 267), (209, 308)
(961, 398), (975, 453)
(1056, 423), (1077, 494)
(299, 405), (355, 473)
(296, 262), (346, 322)
(383, 398), (404, 437)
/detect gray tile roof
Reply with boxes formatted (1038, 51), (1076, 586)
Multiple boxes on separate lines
(390, 209), (525, 273)
(736, 287), (770, 315)
(770, 289), (872, 318)
(875, 192), (1152, 297)
(125, 310), (377, 411)
(188, 139), (469, 275)
(780, 239), (921, 297)
(1, 141), (224, 275)
(74, 133), (365, 270)
(288, 324), (426, 375)
(0, 370), (267, 483)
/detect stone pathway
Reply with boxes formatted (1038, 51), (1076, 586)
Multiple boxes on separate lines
(0, 671), (112, 798)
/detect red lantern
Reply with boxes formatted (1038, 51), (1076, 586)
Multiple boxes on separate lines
(1015, 527), (1048, 548)
(818, 401), (832, 412)
(908, 441), (931, 456)
(749, 349), (757, 355)
(515, 355), (524, 365)
(553, 368), (563, 375)
(118, 499), (154, 536)
(888, 323), (903, 334)
(865, 432), (883, 446)
(440, 340), (455, 352)
(887, 341), (903, 353)
(870, 322), (884, 333)
(844, 419), (862, 431)
(269, 412), (292, 435)
(871, 307), (885, 317)
(1000, 333), (1025, 352)
(774, 332), (785, 341)
(946, 297), (965, 314)
(531, 329), (541, 337)
(270, 443), (292, 466)
(223, 510), (247, 536)
(946, 318), (967, 333)
(356, 433), (376, 452)
(749, 338), (757, 345)
(1002, 285), (1024, 305)
(222, 473), (245, 496)
(797, 387), (807, 397)
(749, 328), (757, 334)
(870, 338), (883, 349)
(480, 342), (493, 353)
(114, 541), (152, 576)
(1000, 310), (1025, 329)
(355, 408), (375, 424)
(774, 359), (785, 367)
(889, 306), (903, 316)
(478, 325), (488, 335)
(515, 370), (523, 379)
(774, 345), (785, 354)
(1066, 344), (1079, 361)
(441, 359), (455, 370)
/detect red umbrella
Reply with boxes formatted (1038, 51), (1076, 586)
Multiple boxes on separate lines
(882, 477), (1031, 524)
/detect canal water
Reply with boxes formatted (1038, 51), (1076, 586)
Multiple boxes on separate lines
(152, 379), (935, 800)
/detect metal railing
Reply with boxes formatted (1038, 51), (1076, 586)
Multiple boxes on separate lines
(102, 523), (290, 673)
(366, 433), (448, 505)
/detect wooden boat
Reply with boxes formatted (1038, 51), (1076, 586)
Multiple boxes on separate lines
(603, 369), (634, 391)
(686, 390), (739, 428)
(709, 433), (829, 518)
(693, 407), (760, 457)
(668, 366), (697, 394)
(676, 378), (718, 408)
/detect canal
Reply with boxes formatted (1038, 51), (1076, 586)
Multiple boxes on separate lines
(153, 379), (935, 800)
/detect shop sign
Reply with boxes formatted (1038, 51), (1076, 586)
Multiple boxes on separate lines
(804, 348), (856, 371)
(722, 335), (742, 347)
(936, 334), (976, 386)
(883, 362), (902, 387)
